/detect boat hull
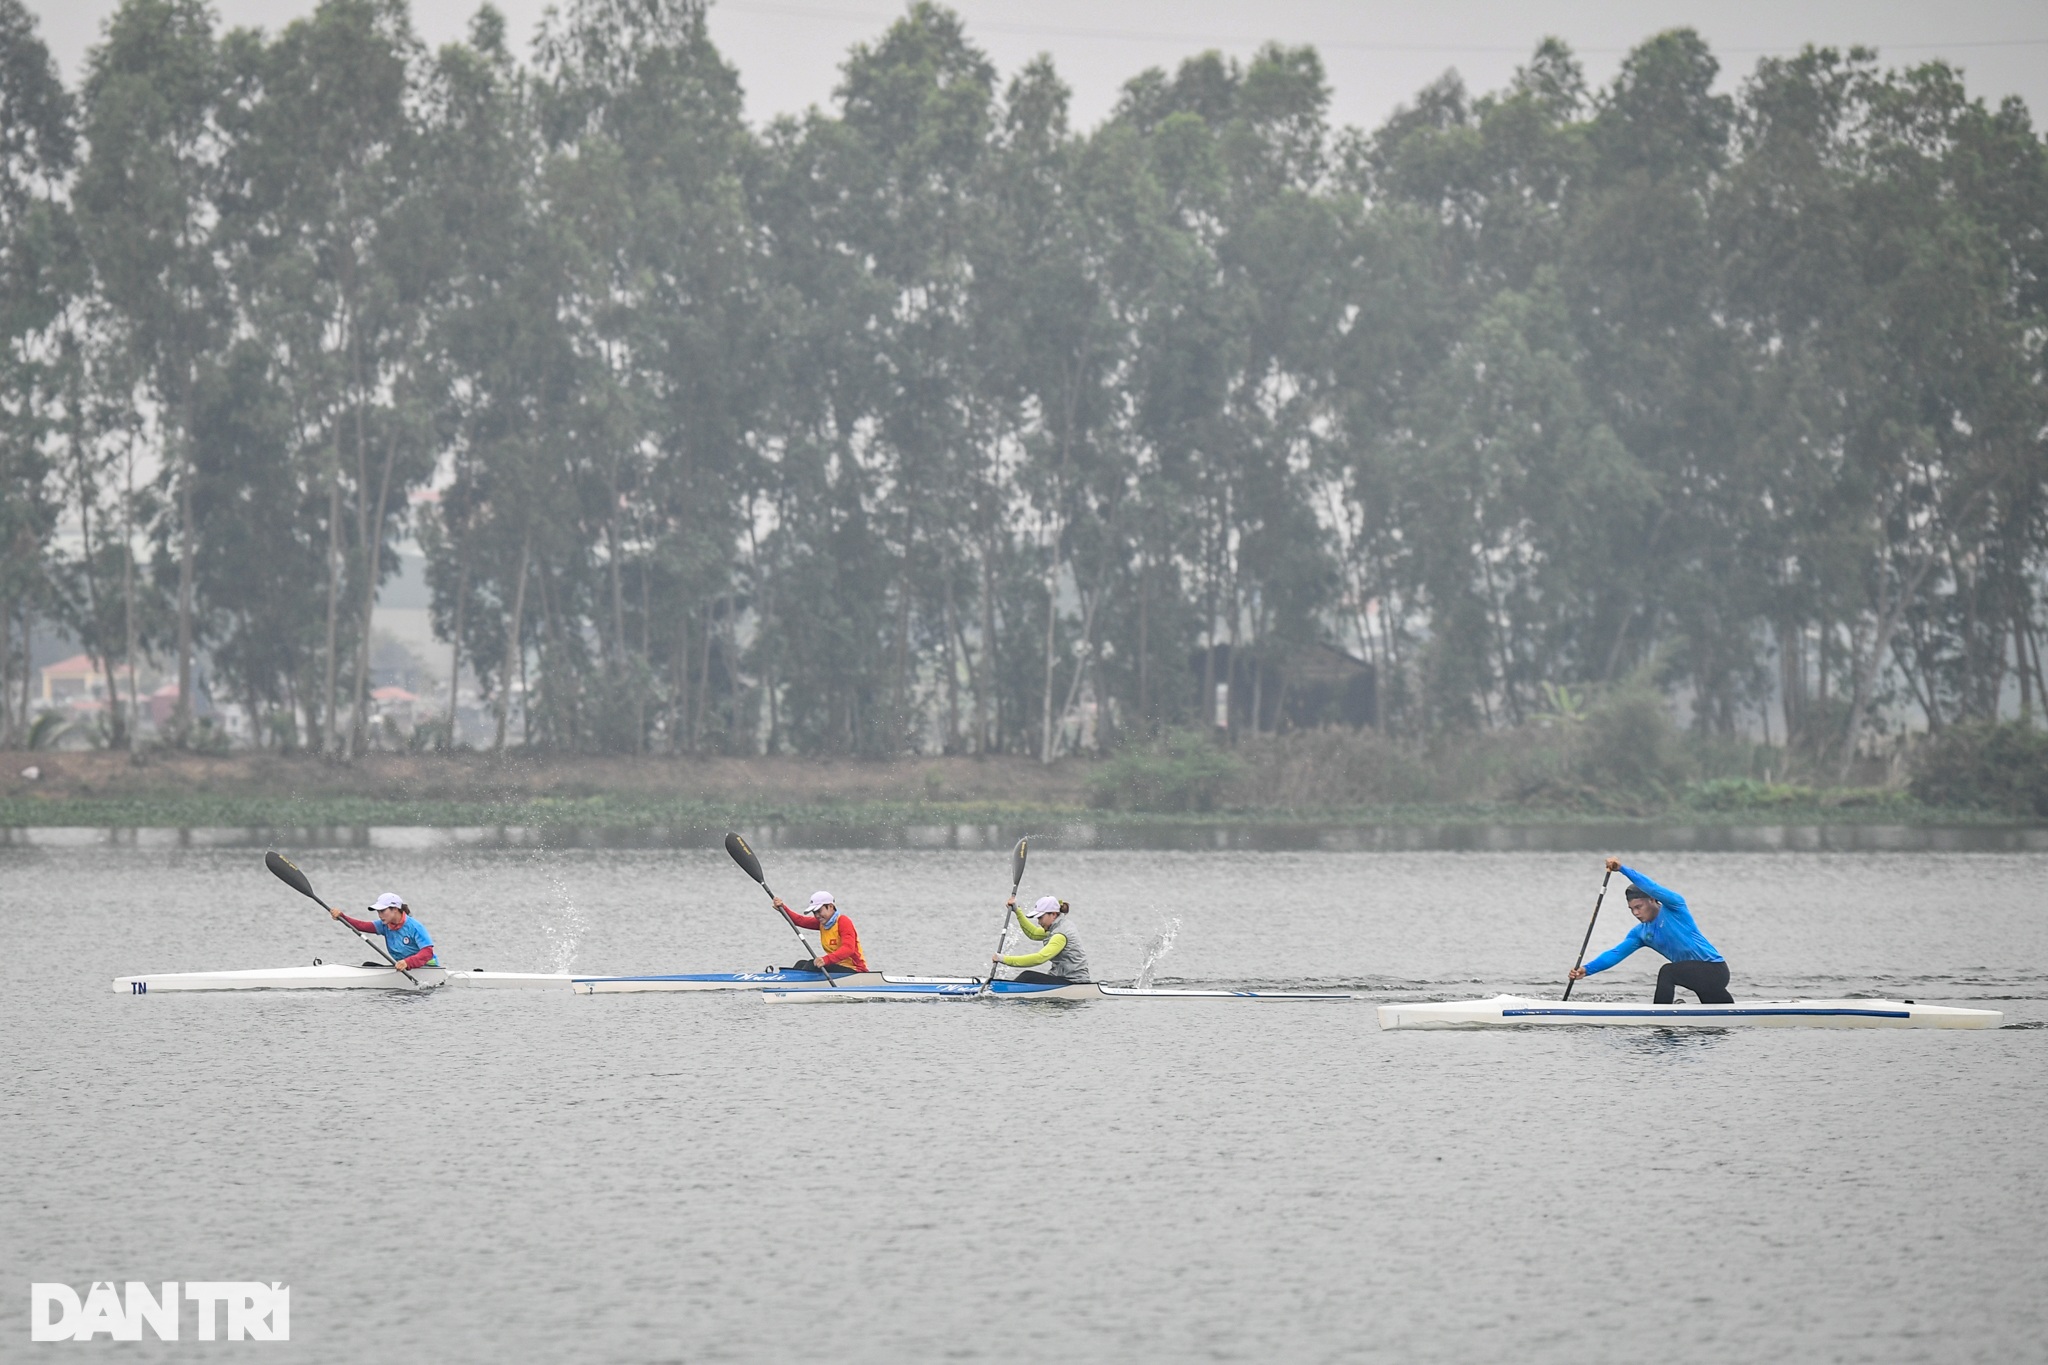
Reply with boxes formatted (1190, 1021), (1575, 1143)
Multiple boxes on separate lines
(1376, 994), (2003, 1030)
(763, 980), (1353, 1002)
(115, 963), (447, 993)
(446, 970), (577, 990)
(571, 971), (973, 994)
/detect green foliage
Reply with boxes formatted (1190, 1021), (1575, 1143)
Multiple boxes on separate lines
(3, 2), (2042, 768)
(1909, 724), (2048, 817)
(25, 710), (68, 749)
(1683, 778), (1815, 812)
(1577, 686), (1687, 793)
(1087, 730), (1244, 812)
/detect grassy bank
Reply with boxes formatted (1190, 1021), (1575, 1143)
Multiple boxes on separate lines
(0, 748), (2024, 830)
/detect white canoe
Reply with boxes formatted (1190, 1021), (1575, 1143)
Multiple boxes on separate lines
(448, 970), (576, 990)
(762, 980), (1353, 1003)
(115, 963), (449, 993)
(570, 970), (974, 995)
(1377, 994), (2003, 1030)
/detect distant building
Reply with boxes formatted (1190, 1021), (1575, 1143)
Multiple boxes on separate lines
(38, 654), (140, 706)
(145, 682), (211, 728)
(371, 686), (420, 744)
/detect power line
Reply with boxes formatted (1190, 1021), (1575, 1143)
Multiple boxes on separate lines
(714, 2), (2048, 59)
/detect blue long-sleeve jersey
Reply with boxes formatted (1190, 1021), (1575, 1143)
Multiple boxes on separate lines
(1582, 865), (1722, 976)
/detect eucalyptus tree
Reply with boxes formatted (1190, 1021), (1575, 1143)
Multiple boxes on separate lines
(73, 0), (228, 741)
(1563, 31), (1751, 731)
(181, 336), (326, 743)
(0, 0), (74, 742)
(1821, 62), (2047, 767)
(844, 4), (998, 751)
(744, 103), (896, 754)
(220, 0), (437, 753)
(417, 8), (559, 749)
(536, 0), (758, 752)
(973, 55), (1132, 759)
(1721, 49), (2048, 762)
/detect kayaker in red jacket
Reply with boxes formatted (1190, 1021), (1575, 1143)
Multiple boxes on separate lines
(772, 891), (869, 974)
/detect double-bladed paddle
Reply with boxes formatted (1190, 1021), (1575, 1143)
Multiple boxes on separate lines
(723, 832), (837, 988)
(1561, 865), (1614, 1001)
(265, 850), (421, 987)
(980, 836), (1030, 996)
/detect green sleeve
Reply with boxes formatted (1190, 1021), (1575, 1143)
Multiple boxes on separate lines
(1000, 932), (1066, 969)
(1011, 906), (1049, 941)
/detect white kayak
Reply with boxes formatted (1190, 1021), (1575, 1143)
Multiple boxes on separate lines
(115, 963), (450, 993)
(1377, 994), (2004, 1030)
(111, 965), (970, 995)
(762, 979), (1353, 1003)
(572, 971), (974, 995)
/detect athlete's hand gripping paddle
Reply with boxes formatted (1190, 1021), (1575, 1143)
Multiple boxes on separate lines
(980, 837), (1030, 996)
(724, 832), (836, 988)
(265, 850), (421, 987)
(1561, 863), (1614, 1001)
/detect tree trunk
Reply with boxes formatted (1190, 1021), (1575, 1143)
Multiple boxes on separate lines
(692, 600), (714, 752)
(348, 431), (399, 756)
(977, 537), (997, 753)
(942, 572), (960, 753)
(123, 438), (139, 752)
(1839, 550), (1947, 783)
(0, 597), (11, 748)
(320, 473), (345, 754)
(72, 427), (123, 748)
(1039, 550), (1059, 764)
(173, 411), (197, 740)
(1137, 548), (1150, 731)
(606, 461), (626, 678)
(891, 559), (913, 753)
(494, 529), (531, 752)
(1051, 582), (1101, 759)
(447, 549), (470, 747)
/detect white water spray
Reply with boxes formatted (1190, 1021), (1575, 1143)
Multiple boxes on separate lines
(1135, 916), (1182, 989)
(529, 850), (585, 973)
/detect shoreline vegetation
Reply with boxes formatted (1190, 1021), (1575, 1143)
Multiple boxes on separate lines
(4, 732), (2040, 832)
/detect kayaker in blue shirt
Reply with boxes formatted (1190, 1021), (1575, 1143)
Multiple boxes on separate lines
(1568, 858), (1732, 1003)
(332, 892), (439, 972)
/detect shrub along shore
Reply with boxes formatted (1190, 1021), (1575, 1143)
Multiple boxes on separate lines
(4, 721), (2041, 829)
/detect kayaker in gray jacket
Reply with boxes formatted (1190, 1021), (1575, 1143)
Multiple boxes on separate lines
(993, 896), (1091, 984)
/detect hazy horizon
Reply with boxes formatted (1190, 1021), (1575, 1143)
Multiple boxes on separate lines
(24, 0), (2048, 136)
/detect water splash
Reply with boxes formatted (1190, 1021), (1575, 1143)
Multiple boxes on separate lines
(1135, 916), (1181, 989)
(528, 848), (585, 973)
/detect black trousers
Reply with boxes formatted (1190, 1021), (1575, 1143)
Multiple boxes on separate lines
(784, 961), (858, 975)
(1655, 959), (1732, 1004)
(1009, 970), (1084, 985)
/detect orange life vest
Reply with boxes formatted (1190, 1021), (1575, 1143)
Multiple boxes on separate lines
(817, 915), (867, 972)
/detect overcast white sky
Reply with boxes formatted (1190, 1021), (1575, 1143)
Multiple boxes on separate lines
(26, 0), (2048, 135)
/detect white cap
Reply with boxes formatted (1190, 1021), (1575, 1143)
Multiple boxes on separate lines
(1033, 896), (1064, 918)
(371, 892), (406, 912)
(808, 891), (835, 910)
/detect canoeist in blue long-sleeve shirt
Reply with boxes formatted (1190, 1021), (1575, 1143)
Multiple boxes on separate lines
(1568, 858), (1733, 1003)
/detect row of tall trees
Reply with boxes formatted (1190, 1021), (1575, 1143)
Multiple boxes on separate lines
(3, 0), (2043, 762)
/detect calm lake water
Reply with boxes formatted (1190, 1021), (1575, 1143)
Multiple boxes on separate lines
(4, 840), (2044, 1362)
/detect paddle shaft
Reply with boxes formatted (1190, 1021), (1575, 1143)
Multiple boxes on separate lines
(981, 879), (1026, 993)
(1562, 868), (1613, 1001)
(980, 838), (1030, 995)
(724, 833), (836, 988)
(266, 853), (421, 987)
(758, 882), (839, 987)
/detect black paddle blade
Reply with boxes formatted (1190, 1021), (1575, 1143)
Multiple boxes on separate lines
(265, 850), (319, 903)
(724, 832), (765, 885)
(1011, 836), (1028, 888)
